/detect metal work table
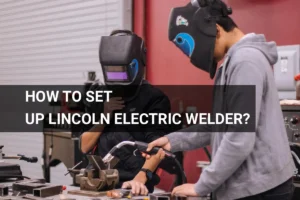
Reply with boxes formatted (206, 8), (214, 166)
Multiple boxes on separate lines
(0, 180), (208, 200)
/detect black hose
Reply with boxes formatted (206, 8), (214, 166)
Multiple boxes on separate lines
(203, 147), (212, 200)
(174, 157), (187, 184)
(106, 141), (188, 185)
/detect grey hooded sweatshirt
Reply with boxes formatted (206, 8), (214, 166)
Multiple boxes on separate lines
(166, 33), (295, 200)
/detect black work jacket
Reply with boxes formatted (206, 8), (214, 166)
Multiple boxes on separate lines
(81, 81), (172, 191)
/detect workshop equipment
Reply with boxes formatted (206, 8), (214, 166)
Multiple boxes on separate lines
(281, 105), (300, 200)
(0, 197), (24, 200)
(282, 105), (300, 143)
(106, 189), (131, 199)
(42, 130), (87, 185)
(67, 155), (119, 193)
(149, 193), (209, 200)
(67, 190), (107, 197)
(149, 193), (179, 200)
(33, 185), (62, 198)
(102, 141), (187, 184)
(67, 141), (179, 194)
(0, 145), (37, 181)
(12, 179), (62, 198)
(42, 75), (95, 184)
(24, 194), (54, 200)
(281, 105), (300, 181)
(0, 146), (37, 163)
(290, 143), (300, 183)
(12, 180), (46, 196)
(66, 141), (186, 197)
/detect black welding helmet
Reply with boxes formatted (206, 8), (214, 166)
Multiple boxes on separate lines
(99, 30), (146, 100)
(168, 0), (232, 79)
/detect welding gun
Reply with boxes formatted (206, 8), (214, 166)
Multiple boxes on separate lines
(102, 141), (175, 164)
(102, 141), (187, 184)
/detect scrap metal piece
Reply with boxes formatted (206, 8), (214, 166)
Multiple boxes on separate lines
(33, 185), (62, 198)
(23, 194), (53, 200)
(0, 196), (24, 200)
(59, 194), (76, 200)
(67, 190), (107, 197)
(12, 181), (46, 195)
(149, 193), (171, 200)
(0, 185), (8, 197)
(106, 189), (131, 199)
(149, 193), (187, 200)
(131, 197), (149, 200)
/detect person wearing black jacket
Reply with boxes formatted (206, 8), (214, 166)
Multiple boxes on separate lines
(80, 30), (173, 195)
(80, 81), (171, 194)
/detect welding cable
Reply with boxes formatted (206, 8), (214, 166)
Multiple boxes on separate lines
(103, 141), (188, 184)
(173, 156), (187, 184)
(203, 147), (212, 162)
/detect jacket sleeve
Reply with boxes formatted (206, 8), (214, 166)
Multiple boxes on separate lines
(166, 124), (212, 152)
(194, 61), (264, 196)
(149, 88), (213, 149)
(143, 92), (173, 143)
(78, 87), (105, 154)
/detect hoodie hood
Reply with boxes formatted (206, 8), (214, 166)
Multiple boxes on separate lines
(227, 33), (278, 65)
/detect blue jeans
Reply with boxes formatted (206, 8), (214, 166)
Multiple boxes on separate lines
(236, 178), (294, 200)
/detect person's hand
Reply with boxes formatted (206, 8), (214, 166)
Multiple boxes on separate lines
(121, 180), (148, 196)
(104, 97), (125, 118)
(142, 137), (171, 159)
(171, 184), (199, 197)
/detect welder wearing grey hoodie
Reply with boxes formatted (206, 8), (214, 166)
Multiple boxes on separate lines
(166, 33), (296, 200)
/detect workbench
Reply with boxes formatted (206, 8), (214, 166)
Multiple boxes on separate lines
(0, 181), (209, 200)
